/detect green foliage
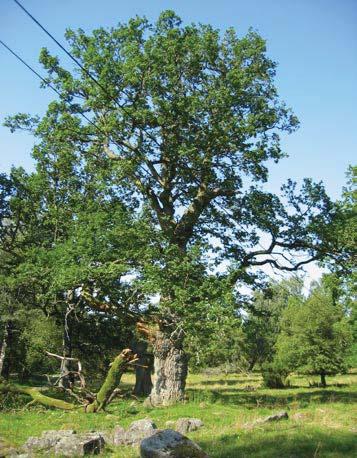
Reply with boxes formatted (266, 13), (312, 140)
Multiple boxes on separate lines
(261, 360), (290, 388)
(243, 277), (304, 370)
(275, 277), (353, 385)
(0, 10), (347, 391)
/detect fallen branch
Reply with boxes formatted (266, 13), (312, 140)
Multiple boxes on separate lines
(0, 383), (76, 410)
(1, 349), (137, 413)
(86, 348), (137, 413)
(45, 351), (85, 388)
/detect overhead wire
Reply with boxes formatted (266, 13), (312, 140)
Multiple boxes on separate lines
(12, 0), (113, 97)
(12, 0), (160, 148)
(0, 39), (153, 187)
(0, 39), (118, 148)
(0, 39), (61, 97)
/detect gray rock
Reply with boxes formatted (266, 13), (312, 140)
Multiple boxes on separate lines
(244, 411), (289, 429)
(245, 411), (289, 428)
(114, 418), (158, 446)
(260, 411), (289, 423)
(175, 418), (204, 434)
(23, 430), (76, 452)
(140, 429), (209, 458)
(113, 426), (126, 445)
(22, 430), (104, 456)
(53, 433), (104, 456)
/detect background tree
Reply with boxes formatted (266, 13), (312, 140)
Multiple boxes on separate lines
(243, 276), (303, 371)
(275, 276), (353, 387)
(5, 10), (335, 405)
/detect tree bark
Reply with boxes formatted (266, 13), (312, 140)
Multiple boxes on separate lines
(0, 322), (14, 380)
(133, 341), (153, 396)
(320, 373), (327, 387)
(145, 329), (187, 406)
(59, 301), (74, 389)
(0, 323), (9, 376)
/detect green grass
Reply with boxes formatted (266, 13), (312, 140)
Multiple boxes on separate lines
(1, 371), (356, 457)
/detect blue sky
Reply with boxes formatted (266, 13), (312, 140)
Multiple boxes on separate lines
(0, 0), (356, 200)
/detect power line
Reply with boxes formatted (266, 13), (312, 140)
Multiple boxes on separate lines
(12, 0), (110, 97)
(0, 39), (110, 142)
(12, 0), (160, 147)
(0, 39), (153, 183)
(0, 39), (61, 97)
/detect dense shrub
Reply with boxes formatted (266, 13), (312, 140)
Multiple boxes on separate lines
(261, 361), (290, 388)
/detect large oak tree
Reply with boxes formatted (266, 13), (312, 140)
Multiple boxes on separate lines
(6, 11), (334, 405)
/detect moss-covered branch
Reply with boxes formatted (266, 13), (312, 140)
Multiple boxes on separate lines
(0, 383), (76, 410)
(86, 348), (136, 413)
(0, 349), (136, 413)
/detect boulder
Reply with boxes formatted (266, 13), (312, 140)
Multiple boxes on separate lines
(114, 418), (158, 446)
(140, 429), (209, 458)
(22, 430), (105, 456)
(175, 418), (204, 434)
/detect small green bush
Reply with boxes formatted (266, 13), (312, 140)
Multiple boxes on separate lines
(261, 361), (290, 388)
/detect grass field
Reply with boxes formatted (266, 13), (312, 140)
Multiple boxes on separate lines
(1, 371), (356, 457)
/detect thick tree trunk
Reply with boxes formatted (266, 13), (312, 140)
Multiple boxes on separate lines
(133, 341), (153, 396)
(320, 373), (327, 387)
(145, 329), (187, 406)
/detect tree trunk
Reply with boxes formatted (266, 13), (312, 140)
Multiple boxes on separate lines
(145, 329), (187, 406)
(133, 341), (153, 396)
(320, 373), (327, 387)
(248, 355), (257, 372)
(0, 322), (14, 380)
(0, 323), (9, 376)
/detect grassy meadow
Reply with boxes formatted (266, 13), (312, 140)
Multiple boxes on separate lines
(1, 370), (356, 457)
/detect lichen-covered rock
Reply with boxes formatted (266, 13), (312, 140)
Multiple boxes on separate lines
(114, 419), (158, 446)
(175, 418), (204, 434)
(22, 430), (104, 456)
(53, 433), (104, 456)
(23, 430), (76, 452)
(140, 429), (209, 457)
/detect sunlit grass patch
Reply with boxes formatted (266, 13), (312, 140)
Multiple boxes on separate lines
(1, 371), (356, 457)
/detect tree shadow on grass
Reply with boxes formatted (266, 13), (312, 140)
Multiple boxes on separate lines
(196, 378), (260, 386)
(187, 387), (357, 407)
(199, 429), (357, 458)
